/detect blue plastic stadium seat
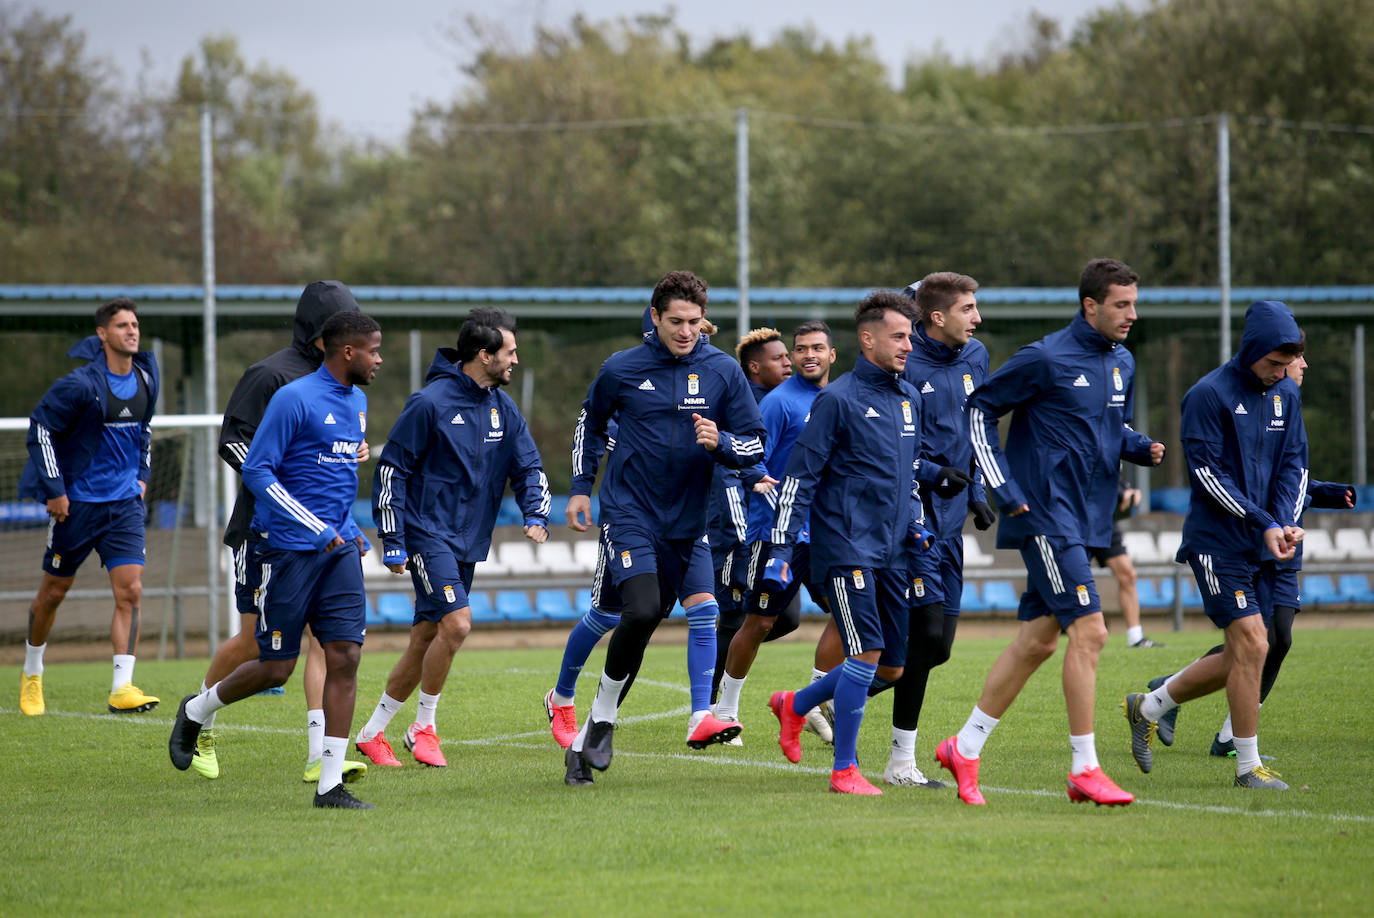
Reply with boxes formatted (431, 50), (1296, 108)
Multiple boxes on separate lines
(982, 580), (1020, 611)
(547, 494), (571, 525)
(351, 498), (374, 529)
(1302, 574), (1340, 607)
(468, 591), (499, 624)
(1178, 577), (1204, 609)
(496, 590), (538, 623)
(1136, 577), (1175, 609)
(1150, 488), (1192, 515)
(364, 593), (383, 626)
(574, 589), (593, 615)
(959, 581), (989, 613)
(0, 501), (49, 527)
(799, 590), (825, 618)
(377, 592), (414, 625)
(536, 589), (578, 621)
(1338, 574), (1374, 604)
(495, 496), (522, 527)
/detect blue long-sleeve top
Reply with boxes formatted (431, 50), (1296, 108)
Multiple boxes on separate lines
(1179, 300), (1308, 562)
(747, 372), (825, 544)
(571, 330), (765, 540)
(903, 325), (989, 540)
(769, 354), (935, 572)
(373, 348), (550, 565)
(241, 364), (367, 551)
(968, 312), (1155, 550)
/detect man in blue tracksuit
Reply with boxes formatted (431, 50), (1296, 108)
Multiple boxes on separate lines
(765, 292), (952, 796)
(19, 298), (160, 717)
(170, 312), (383, 809)
(356, 308), (550, 769)
(713, 320), (837, 739)
(865, 272), (995, 788)
(1123, 300), (1307, 790)
(938, 258), (1163, 808)
(562, 270), (766, 785)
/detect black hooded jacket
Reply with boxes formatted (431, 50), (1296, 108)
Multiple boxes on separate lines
(219, 281), (360, 547)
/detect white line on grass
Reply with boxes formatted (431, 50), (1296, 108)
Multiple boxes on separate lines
(10, 705), (1371, 825)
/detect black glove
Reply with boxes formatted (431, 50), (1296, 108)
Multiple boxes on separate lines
(1309, 481), (1356, 509)
(969, 500), (996, 531)
(932, 466), (974, 499)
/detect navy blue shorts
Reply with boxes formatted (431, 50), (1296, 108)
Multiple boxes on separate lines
(744, 541), (822, 618)
(1017, 535), (1101, 628)
(712, 541), (744, 616)
(589, 526), (623, 614)
(1188, 552), (1264, 628)
(43, 497), (145, 576)
(255, 541), (367, 660)
(409, 549), (477, 624)
(1259, 563), (1300, 614)
(824, 566), (910, 666)
(232, 533), (267, 616)
(601, 521), (715, 616)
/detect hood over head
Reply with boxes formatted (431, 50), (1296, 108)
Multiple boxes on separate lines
(1233, 300), (1301, 379)
(293, 280), (361, 351)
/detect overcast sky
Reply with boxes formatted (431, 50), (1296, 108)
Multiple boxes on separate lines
(43, 1), (1137, 142)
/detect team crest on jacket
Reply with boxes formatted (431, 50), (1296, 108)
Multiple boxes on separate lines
(490, 408), (500, 429)
(1273, 395), (1282, 418)
(687, 373), (700, 395)
(1112, 368), (1123, 392)
(901, 401), (913, 424)
(359, 411), (366, 433)
(962, 373), (974, 395)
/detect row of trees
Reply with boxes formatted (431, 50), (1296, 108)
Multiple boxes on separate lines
(2, 0), (1373, 287)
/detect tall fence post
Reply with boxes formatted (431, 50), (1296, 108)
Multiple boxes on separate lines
(201, 105), (220, 656)
(736, 107), (750, 337)
(1217, 111), (1232, 362)
(1355, 324), (1368, 486)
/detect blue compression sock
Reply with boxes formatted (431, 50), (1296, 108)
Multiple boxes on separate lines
(685, 600), (719, 712)
(555, 605), (620, 699)
(832, 658), (878, 770)
(792, 667), (843, 714)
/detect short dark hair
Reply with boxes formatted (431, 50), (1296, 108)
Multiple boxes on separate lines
(736, 327), (784, 367)
(651, 270), (709, 313)
(321, 311), (381, 355)
(95, 298), (137, 328)
(1078, 258), (1139, 306)
(792, 320), (833, 347)
(456, 308), (517, 363)
(912, 272), (978, 325)
(855, 290), (916, 330)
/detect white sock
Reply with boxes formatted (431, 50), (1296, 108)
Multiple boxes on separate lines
(716, 674), (746, 720)
(956, 705), (999, 759)
(317, 735), (348, 794)
(810, 667), (827, 684)
(358, 692), (404, 742)
(112, 654), (135, 691)
(1126, 625), (1144, 645)
(1233, 734), (1260, 774)
(571, 717), (590, 753)
(1217, 713), (1234, 743)
(890, 726), (917, 761)
(186, 685), (225, 724)
(551, 690), (574, 706)
(1070, 733), (1100, 773)
(307, 709), (326, 763)
(1141, 683), (1177, 721)
(416, 691), (440, 730)
(23, 642), (45, 677)
(200, 681), (219, 729)
(589, 672), (627, 725)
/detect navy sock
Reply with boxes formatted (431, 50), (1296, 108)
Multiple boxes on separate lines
(685, 601), (719, 712)
(793, 666), (842, 714)
(555, 606), (620, 699)
(832, 658), (877, 770)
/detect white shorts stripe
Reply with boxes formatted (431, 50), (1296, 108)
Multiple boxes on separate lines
(832, 575), (862, 654)
(256, 562), (273, 622)
(1035, 536), (1064, 594)
(413, 553), (432, 596)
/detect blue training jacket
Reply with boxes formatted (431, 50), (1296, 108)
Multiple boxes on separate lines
(571, 330), (765, 540)
(747, 372), (825, 543)
(373, 348), (550, 565)
(968, 312), (1155, 550)
(241, 364), (367, 551)
(903, 325), (989, 540)
(1179, 300), (1307, 562)
(20, 336), (159, 503)
(770, 354), (935, 572)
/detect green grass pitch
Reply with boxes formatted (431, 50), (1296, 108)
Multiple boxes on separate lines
(3, 628), (1371, 916)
